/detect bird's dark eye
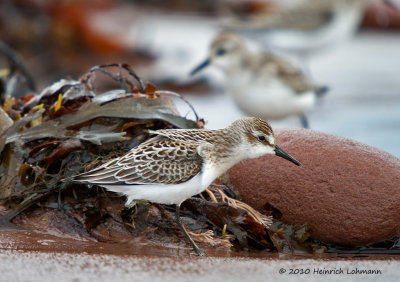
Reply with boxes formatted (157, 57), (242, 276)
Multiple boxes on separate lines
(258, 135), (266, 141)
(216, 48), (227, 56)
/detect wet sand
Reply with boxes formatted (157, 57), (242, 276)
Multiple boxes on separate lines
(1, 229), (400, 282)
(2, 249), (400, 282)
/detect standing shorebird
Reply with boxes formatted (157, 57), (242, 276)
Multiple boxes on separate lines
(69, 117), (300, 256)
(190, 32), (328, 128)
(224, 0), (368, 55)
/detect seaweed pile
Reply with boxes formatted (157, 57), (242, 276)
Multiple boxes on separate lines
(1, 58), (304, 253)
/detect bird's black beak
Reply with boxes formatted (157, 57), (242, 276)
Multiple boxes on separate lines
(274, 145), (301, 166)
(190, 59), (210, 76)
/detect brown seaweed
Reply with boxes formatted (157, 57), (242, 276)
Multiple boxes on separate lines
(0, 63), (202, 225)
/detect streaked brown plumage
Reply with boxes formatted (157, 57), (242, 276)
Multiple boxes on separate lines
(73, 117), (276, 188)
(69, 117), (300, 256)
(75, 136), (203, 185)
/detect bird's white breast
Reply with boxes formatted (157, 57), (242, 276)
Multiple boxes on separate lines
(226, 73), (317, 119)
(101, 172), (206, 206)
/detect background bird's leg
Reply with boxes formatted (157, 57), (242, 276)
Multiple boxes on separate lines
(299, 114), (310, 129)
(175, 204), (205, 256)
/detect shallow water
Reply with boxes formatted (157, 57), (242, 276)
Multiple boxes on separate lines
(0, 228), (399, 260)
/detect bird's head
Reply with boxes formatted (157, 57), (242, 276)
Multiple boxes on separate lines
(232, 117), (301, 166)
(190, 32), (246, 76)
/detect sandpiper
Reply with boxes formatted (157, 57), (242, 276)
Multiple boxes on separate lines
(225, 0), (369, 55)
(70, 117), (300, 256)
(190, 32), (328, 128)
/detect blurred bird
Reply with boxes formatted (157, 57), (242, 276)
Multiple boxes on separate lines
(190, 32), (328, 128)
(224, 0), (369, 55)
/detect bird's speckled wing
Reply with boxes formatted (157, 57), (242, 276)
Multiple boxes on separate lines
(148, 129), (216, 145)
(73, 135), (203, 185)
(257, 53), (316, 93)
(229, 0), (334, 31)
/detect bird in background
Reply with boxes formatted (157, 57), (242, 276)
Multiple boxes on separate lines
(223, 0), (371, 56)
(191, 32), (328, 128)
(68, 117), (301, 256)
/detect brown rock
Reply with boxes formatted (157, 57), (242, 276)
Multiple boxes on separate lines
(226, 128), (400, 246)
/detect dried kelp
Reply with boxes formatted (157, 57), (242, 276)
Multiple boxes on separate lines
(0, 63), (202, 209)
(5, 65), (199, 147)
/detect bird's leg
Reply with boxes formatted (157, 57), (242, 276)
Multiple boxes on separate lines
(299, 114), (309, 129)
(175, 205), (205, 256)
